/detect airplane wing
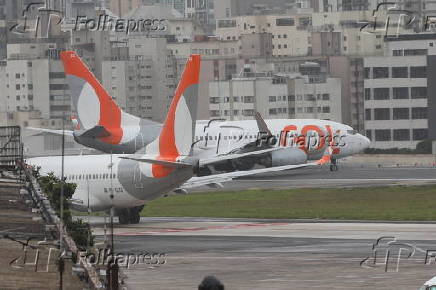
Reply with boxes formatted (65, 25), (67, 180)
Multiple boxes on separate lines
(178, 148), (332, 191)
(178, 160), (328, 191)
(199, 147), (282, 166)
(26, 127), (74, 137)
(119, 156), (193, 168)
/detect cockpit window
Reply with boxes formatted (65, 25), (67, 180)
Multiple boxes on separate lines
(347, 130), (357, 135)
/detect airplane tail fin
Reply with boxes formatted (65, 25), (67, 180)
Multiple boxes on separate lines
(60, 51), (151, 145)
(138, 54), (201, 177)
(146, 54), (200, 158)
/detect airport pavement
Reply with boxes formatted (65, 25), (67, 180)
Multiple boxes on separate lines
(90, 217), (436, 290)
(191, 165), (436, 191)
(87, 165), (436, 289)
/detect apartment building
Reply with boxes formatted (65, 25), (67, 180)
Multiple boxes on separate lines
(216, 14), (312, 57)
(185, 0), (215, 26)
(364, 35), (436, 149)
(2, 43), (70, 121)
(102, 37), (178, 122)
(209, 65), (342, 122)
(214, 0), (312, 18)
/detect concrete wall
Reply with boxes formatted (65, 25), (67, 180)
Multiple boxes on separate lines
(343, 154), (436, 166)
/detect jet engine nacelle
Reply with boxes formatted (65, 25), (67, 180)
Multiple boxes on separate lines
(268, 147), (307, 167)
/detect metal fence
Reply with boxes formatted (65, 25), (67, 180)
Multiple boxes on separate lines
(0, 126), (22, 168)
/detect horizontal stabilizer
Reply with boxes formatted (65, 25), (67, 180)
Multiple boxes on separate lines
(119, 156), (193, 168)
(26, 127), (74, 137)
(78, 126), (111, 138)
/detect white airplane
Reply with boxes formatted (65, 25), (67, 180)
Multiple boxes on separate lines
(28, 52), (370, 173)
(28, 53), (330, 224)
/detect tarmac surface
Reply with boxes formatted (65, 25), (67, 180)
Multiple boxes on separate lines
(90, 217), (436, 290)
(87, 165), (436, 289)
(192, 165), (436, 191)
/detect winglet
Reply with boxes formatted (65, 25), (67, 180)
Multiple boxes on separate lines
(255, 112), (272, 136)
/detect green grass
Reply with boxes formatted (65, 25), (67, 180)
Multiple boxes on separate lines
(140, 185), (436, 221)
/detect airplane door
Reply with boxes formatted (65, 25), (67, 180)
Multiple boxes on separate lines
(133, 165), (144, 189)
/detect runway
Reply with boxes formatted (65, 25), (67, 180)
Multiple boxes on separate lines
(192, 165), (436, 191)
(88, 166), (436, 289)
(90, 217), (436, 290)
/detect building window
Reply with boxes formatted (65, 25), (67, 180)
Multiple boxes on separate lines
(210, 110), (220, 117)
(413, 129), (428, 140)
(404, 49), (427, 56)
(364, 88), (371, 100)
(209, 97), (220, 104)
(242, 109), (254, 116)
(269, 108), (277, 115)
(411, 107), (427, 119)
(366, 130), (372, 141)
(374, 108), (390, 120)
(392, 67), (408, 78)
(393, 108), (409, 120)
(410, 66), (426, 78)
(269, 96), (276, 102)
(365, 109), (371, 120)
(373, 67), (389, 78)
(322, 106), (330, 113)
(411, 87), (427, 99)
(393, 49), (403, 56)
(276, 18), (295, 26)
(364, 68), (370, 79)
(16, 84), (20, 90)
(322, 94), (330, 100)
(393, 129), (410, 141)
(243, 96), (254, 103)
(375, 129), (391, 141)
(373, 88), (390, 100)
(393, 87), (409, 99)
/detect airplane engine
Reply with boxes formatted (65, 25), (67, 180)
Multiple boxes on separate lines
(265, 147), (307, 167)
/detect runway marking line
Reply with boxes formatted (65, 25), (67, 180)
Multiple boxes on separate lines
(116, 222), (290, 236)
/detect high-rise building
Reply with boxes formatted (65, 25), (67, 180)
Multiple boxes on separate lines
(209, 65), (342, 121)
(364, 34), (436, 149)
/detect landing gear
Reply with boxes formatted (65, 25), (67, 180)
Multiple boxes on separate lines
(117, 205), (144, 224)
(330, 159), (338, 172)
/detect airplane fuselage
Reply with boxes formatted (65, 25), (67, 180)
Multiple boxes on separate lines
(27, 155), (193, 212)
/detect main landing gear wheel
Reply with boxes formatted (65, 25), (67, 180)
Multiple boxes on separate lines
(117, 206), (143, 224)
(329, 159), (338, 172)
(118, 209), (130, 224)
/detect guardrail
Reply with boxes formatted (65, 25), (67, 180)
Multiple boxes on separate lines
(19, 161), (104, 289)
